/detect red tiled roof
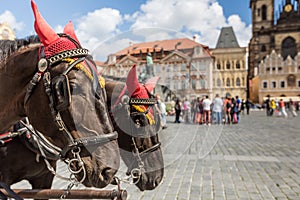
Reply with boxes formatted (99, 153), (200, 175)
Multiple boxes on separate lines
(114, 38), (209, 56)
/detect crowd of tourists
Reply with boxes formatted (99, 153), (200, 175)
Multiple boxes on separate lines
(264, 97), (299, 118)
(172, 95), (251, 125)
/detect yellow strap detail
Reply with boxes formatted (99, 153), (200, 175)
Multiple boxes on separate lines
(132, 105), (155, 125)
(62, 58), (105, 88)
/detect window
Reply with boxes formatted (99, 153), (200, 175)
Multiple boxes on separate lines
(216, 63), (221, 70)
(263, 81), (268, 88)
(226, 61), (230, 69)
(217, 78), (221, 87)
(181, 63), (186, 71)
(281, 37), (297, 60)
(200, 79), (206, 89)
(199, 62), (206, 71)
(271, 81), (277, 88)
(181, 80), (186, 90)
(262, 5), (267, 20)
(280, 81), (285, 88)
(174, 81), (178, 90)
(261, 45), (266, 52)
(298, 80), (300, 87)
(226, 78), (230, 87)
(236, 78), (241, 86)
(236, 61), (241, 69)
(192, 79), (197, 89)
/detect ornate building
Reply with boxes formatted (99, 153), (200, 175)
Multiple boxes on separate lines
(103, 38), (214, 100)
(0, 22), (15, 40)
(253, 50), (300, 103)
(248, 0), (300, 102)
(211, 27), (248, 100)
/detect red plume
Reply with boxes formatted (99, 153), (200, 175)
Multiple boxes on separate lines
(31, 0), (59, 46)
(145, 76), (160, 93)
(126, 65), (141, 97)
(63, 21), (80, 45)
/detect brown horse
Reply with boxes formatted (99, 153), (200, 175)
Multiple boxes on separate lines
(0, 66), (164, 195)
(0, 0), (120, 190)
(106, 65), (164, 191)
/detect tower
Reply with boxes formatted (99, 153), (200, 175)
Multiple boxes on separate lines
(248, 0), (300, 101)
(249, 0), (275, 79)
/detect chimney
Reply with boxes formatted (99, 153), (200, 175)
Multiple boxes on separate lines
(193, 35), (197, 41)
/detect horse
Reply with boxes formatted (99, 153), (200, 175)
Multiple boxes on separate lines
(105, 65), (164, 191)
(0, 66), (164, 197)
(0, 0), (120, 191)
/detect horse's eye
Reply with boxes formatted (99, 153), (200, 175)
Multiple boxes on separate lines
(69, 82), (81, 94)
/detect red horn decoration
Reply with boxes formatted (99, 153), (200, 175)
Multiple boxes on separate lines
(63, 21), (80, 45)
(31, 0), (59, 46)
(145, 76), (160, 93)
(126, 65), (141, 97)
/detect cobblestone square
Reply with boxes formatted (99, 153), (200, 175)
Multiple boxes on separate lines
(13, 110), (300, 200)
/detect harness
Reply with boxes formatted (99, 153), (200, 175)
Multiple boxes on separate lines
(3, 34), (118, 188)
(112, 85), (162, 184)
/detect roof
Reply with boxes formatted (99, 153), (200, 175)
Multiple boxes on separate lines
(215, 27), (240, 48)
(114, 38), (210, 56)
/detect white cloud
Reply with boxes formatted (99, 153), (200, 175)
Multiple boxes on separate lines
(75, 8), (123, 50)
(128, 0), (251, 48)
(0, 10), (24, 33)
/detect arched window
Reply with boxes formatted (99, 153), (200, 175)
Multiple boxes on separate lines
(226, 78), (230, 87)
(236, 77), (241, 86)
(261, 45), (266, 52)
(281, 37), (297, 60)
(236, 61), (241, 69)
(217, 78), (221, 87)
(216, 62), (221, 70)
(226, 61), (230, 69)
(262, 5), (267, 20)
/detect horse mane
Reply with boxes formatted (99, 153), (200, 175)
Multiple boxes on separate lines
(0, 35), (40, 62)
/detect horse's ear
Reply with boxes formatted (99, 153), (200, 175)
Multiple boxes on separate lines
(126, 65), (141, 97)
(63, 21), (80, 45)
(31, 0), (59, 46)
(145, 76), (160, 93)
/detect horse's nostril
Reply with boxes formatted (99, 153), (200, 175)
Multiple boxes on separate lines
(102, 167), (116, 180)
(154, 176), (162, 187)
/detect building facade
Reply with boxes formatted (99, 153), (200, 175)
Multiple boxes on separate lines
(254, 50), (300, 103)
(248, 0), (300, 102)
(0, 22), (15, 40)
(103, 38), (214, 100)
(211, 27), (248, 100)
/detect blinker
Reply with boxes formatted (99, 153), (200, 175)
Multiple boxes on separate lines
(51, 74), (71, 111)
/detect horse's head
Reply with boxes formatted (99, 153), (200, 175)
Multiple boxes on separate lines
(23, 0), (120, 188)
(107, 65), (164, 191)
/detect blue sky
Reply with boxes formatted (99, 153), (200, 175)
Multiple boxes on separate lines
(0, 0), (282, 60)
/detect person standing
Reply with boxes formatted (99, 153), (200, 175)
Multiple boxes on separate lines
(245, 98), (251, 115)
(156, 94), (167, 129)
(269, 99), (276, 116)
(235, 96), (241, 122)
(202, 95), (212, 125)
(289, 99), (297, 117)
(279, 99), (288, 118)
(183, 97), (191, 123)
(212, 94), (223, 125)
(174, 99), (182, 123)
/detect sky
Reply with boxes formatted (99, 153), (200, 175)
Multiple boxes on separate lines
(0, 0), (282, 61)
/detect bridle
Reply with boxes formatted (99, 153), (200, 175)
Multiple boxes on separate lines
(112, 87), (162, 184)
(22, 34), (118, 185)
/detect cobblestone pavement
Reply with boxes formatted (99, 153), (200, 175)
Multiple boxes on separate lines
(12, 110), (300, 200)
